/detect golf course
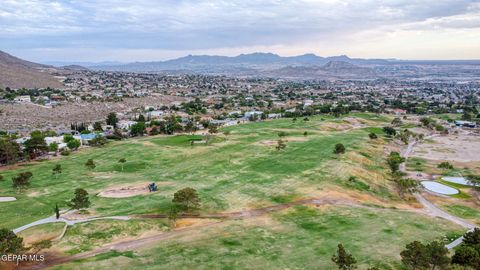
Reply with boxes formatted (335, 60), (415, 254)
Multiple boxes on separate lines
(0, 113), (466, 269)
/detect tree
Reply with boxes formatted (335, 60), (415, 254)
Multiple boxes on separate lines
(118, 158), (126, 171)
(369, 133), (378, 139)
(395, 178), (418, 198)
(334, 143), (346, 154)
(52, 164), (62, 179)
(167, 204), (181, 227)
(24, 130), (48, 159)
(208, 124), (218, 134)
(451, 229), (480, 269)
(54, 203), (60, 219)
(0, 138), (22, 165)
(67, 139), (81, 150)
(438, 162), (454, 170)
(383, 126), (397, 136)
(12, 172), (33, 189)
(89, 136), (108, 147)
(304, 131), (308, 136)
(63, 134), (74, 143)
(0, 175), (3, 181)
(426, 241), (450, 270)
(85, 159), (96, 170)
(106, 112), (118, 128)
(331, 243), (357, 270)
(172, 187), (200, 212)
(401, 241), (429, 270)
(0, 228), (24, 254)
(48, 142), (59, 154)
(93, 121), (103, 131)
(31, 239), (52, 254)
(130, 122), (146, 136)
(452, 245), (480, 269)
(463, 228), (480, 247)
(69, 188), (90, 209)
(138, 114), (146, 122)
(387, 151), (405, 173)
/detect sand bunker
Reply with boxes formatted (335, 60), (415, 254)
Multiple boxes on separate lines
(98, 182), (152, 198)
(0, 197), (16, 202)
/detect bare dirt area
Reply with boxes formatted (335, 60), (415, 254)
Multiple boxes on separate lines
(62, 210), (99, 220)
(412, 133), (480, 162)
(258, 137), (309, 146)
(97, 182), (154, 198)
(0, 95), (185, 131)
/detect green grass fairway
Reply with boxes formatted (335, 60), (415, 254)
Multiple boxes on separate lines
(50, 206), (462, 270)
(0, 113), (466, 269)
(0, 115), (391, 229)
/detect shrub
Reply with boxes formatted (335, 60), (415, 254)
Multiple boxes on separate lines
(334, 143), (346, 154)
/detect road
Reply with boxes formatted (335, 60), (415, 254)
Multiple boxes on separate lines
(399, 135), (476, 249)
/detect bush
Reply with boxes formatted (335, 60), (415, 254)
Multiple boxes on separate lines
(369, 133), (378, 139)
(383, 126), (397, 136)
(334, 143), (346, 154)
(438, 162), (454, 170)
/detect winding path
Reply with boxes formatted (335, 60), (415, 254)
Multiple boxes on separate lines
(13, 215), (130, 234)
(400, 135), (476, 249)
(15, 130), (476, 268)
(20, 198), (362, 270)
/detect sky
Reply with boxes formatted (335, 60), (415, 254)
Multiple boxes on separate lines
(1, 0), (480, 62)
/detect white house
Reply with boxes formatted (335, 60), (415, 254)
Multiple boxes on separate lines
(118, 120), (137, 130)
(244, 111), (263, 118)
(149, 110), (164, 118)
(14, 96), (31, 103)
(45, 136), (68, 150)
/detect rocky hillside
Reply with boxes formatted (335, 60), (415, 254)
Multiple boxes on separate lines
(0, 50), (64, 89)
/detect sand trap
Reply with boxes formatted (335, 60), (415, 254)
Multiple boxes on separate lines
(421, 181), (459, 195)
(442, 177), (477, 186)
(0, 197), (17, 202)
(98, 182), (152, 198)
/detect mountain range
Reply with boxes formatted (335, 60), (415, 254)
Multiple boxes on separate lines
(2, 50), (480, 89)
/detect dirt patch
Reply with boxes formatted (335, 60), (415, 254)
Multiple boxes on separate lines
(259, 137), (308, 146)
(92, 172), (115, 179)
(174, 218), (217, 229)
(259, 140), (277, 146)
(141, 141), (157, 147)
(412, 133), (480, 162)
(62, 209), (98, 220)
(97, 182), (154, 198)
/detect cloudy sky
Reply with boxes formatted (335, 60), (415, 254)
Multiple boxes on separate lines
(1, 0), (480, 62)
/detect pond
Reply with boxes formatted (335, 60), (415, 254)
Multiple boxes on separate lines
(421, 181), (459, 195)
(442, 176), (477, 186)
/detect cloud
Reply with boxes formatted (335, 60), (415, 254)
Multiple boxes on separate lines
(1, 0), (479, 61)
